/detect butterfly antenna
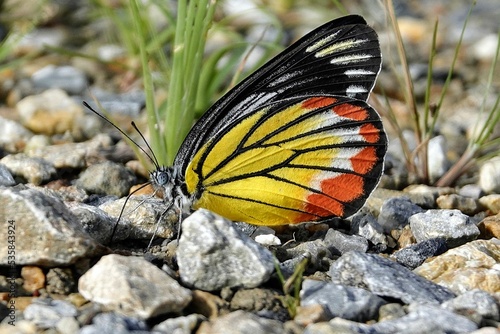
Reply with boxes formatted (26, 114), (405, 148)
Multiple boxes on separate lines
(82, 101), (159, 169)
(108, 181), (152, 244)
(131, 121), (161, 169)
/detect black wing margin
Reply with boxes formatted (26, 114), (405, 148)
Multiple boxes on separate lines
(175, 15), (381, 172)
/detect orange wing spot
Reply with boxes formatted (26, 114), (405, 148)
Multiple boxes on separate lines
(321, 173), (365, 202)
(351, 147), (377, 174)
(294, 173), (366, 222)
(294, 195), (344, 223)
(332, 103), (368, 121)
(302, 97), (337, 109)
(359, 123), (380, 143)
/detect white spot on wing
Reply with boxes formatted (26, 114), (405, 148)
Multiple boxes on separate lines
(306, 31), (341, 53)
(346, 85), (368, 98)
(314, 39), (368, 58)
(330, 53), (372, 65)
(344, 69), (375, 77)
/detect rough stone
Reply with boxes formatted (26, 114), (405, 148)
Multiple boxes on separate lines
(329, 251), (455, 304)
(0, 154), (56, 185)
(78, 254), (192, 319)
(196, 310), (284, 334)
(323, 228), (368, 255)
(300, 279), (386, 322)
(378, 196), (423, 233)
(414, 238), (500, 294)
(0, 185), (102, 266)
(409, 209), (480, 248)
(392, 238), (448, 269)
(177, 209), (275, 291)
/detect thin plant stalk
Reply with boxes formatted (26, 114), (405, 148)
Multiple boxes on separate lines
(164, 0), (217, 165)
(436, 30), (500, 186)
(128, 0), (164, 167)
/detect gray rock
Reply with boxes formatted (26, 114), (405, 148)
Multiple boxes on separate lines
(442, 289), (500, 322)
(392, 238), (448, 269)
(84, 88), (145, 118)
(16, 89), (84, 136)
(99, 196), (176, 241)
(285, 239), (331, 268)
(23, 299), (77, 329)
(303, 304), (478, 334)
(0, 185), (102, 266)
(404, 184), (454, 208)
(153, 314), (205, 334)
(32, 65), (88, 95)
(300, 279), (386, 322)
(177, 209), (275, 291)
(368, 303), (478, 334)
(0, 164), (15, 186)
(479, 157), (500, 193)
(278, 253), (310, 279)
(230, 288), (285, 320)
(350, 212), (388, 248)
(26, 134), (113, 169)
(378, 197), (423, 233)
(0, 116), (33, 153)
(66, 202), (117, 244)
(303, 318), (367, 334)
(46, 268), (76, 295)
(436, 194), (482, 215)
(428, 135), (450, 183)
(409, 209), (480, 248)
(377, 303), (407, 321)
(76, 161), (137, 197)
(0, 154), (56, 185)
(329, 251), (455, 304)
(323, 229), (368, 255)
(197, 310), (284, 334)
(78, 254), (192, 319)
(55, 316), (80, 334)
(79, 312), (149, 334)
(458, 184), (485, 199)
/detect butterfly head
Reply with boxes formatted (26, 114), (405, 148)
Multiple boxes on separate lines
(150, 166), (175, 196)
(150, 165), (189, 202)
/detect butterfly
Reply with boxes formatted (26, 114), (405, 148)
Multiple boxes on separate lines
(89, 14), (387, 232)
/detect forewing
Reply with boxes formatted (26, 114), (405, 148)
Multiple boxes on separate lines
(175, 15), (381, 172)
(185, 96), (387, 225)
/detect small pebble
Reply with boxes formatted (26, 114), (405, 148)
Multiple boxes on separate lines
(392, 238), (448, 269)
(479, 157), (500, 193)
(443, 289), (500, 322)
(196, 310), (284, 334)
(0, 154), (56, 185)
(378, 196), (423, 233)
(23, 298), (77, 329)
(31, 65), (88, 95)
(409, 209), (480, 248)
(300, 279), (386, 322)
(0, 116), (33, 153)
(436, 194), (481, 215)
(21, 266), (45, 293)
(323, 228), (368, 255)
(0, 164), (16, 186)
(16, 88), (84, 136)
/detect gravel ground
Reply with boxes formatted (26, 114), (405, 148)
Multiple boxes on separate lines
(0, 1), (499, 333)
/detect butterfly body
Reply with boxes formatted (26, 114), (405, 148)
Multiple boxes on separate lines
(150, 15), (387, 227)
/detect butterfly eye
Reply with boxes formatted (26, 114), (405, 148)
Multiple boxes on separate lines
(151, 169), (170, 187)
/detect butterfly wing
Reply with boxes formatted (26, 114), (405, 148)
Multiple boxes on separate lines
(174, 15), (381, 173)
(184, 96), (386, 225)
